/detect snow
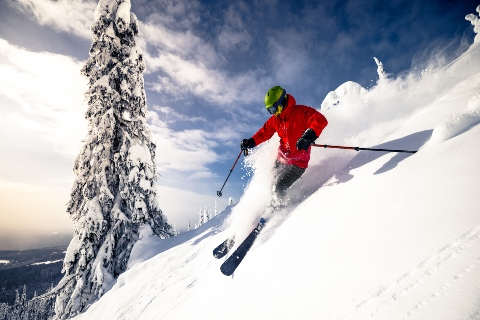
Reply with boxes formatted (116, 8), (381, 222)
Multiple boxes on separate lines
(31, 260), (62, 266)
(73, 35), (480, 320)
(465, 6), (480, 44)
(320, 80), (368, 110)
(128, 143), (154, 167)
(115, 1), (131, 33)
(94, 0), (117, 22)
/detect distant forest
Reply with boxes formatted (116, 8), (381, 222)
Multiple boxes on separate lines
(0, 247), (66, 306)
(0, 262), (63, 305)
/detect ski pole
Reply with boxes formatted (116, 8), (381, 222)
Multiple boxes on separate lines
(217, 148), (248, 197)
(312, 144), (417, 154)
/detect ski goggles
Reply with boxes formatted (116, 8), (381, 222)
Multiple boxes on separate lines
(267, 90), (286, 115)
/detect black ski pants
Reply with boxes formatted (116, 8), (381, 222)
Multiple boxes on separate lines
(272, 160), (305, 199)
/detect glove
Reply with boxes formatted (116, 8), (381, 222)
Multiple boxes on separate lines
(240, 138), (256, 150)
(296, 128), (317, 151)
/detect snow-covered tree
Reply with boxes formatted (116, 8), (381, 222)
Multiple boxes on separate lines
(466, 5), (480, 44)
(195, 205), (216, 229)
(204, 206), (211, 222)
(197, 207), (204, 228)
(172, 225), (180, 236)
(373, 57), (387, 81)
(53, 0), (172, 318)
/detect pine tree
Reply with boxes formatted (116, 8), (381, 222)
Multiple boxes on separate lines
(53, 0), (172, 318)
(203, 206), (209, 223)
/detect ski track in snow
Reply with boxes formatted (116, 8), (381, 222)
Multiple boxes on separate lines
(341, 225), (480, 320)
(465, 309), (480, 320)
(115, 226), (222, 320)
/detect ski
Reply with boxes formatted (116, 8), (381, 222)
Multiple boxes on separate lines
(220, 218), (267, 276)
(213, 237), (235, 259)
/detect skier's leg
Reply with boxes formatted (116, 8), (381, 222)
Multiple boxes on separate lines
(271, 161), (305, 206)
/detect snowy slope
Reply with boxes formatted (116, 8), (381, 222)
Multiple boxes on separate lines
(73, 44), (480, 320)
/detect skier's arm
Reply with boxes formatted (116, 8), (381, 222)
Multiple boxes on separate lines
(305, 107), (328, 137)
(251, 117), (277, 146)
(296, 107), (328, 151)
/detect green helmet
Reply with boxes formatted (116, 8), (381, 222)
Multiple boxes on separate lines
(265, 86), (287, 116)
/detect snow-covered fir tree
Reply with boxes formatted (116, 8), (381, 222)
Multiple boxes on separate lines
(204, 206), (212, 222)
(197, 207), (204, 228)
(466, 5), (480, 44)
(172, 225), (180, 236)
(194, 204), (218, 230)
(373, 57), (387, 81)
(52, 0), (172, 318)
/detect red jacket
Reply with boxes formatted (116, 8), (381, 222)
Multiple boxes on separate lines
(252, 94), (328, 169)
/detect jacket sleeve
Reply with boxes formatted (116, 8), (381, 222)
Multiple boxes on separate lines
(304, 107), (328, 137)
(251, 117), (277, 146)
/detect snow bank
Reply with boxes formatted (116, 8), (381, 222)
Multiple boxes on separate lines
(428, 93), (480, 146)
(31, 260), (62, 266)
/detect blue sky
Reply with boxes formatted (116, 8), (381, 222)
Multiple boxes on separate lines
(0, 0), (478, 242)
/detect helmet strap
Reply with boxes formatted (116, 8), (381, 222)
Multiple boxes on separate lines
(274, 106), (283, 116)
(274, 94), (287, 116)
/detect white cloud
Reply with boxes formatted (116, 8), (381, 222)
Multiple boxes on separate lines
(268, 32), (311, 86)
(145, 50), (270, 105)
(7, 0), (96, 39)
(146, 52), (230, 102)
(138, 11), (269, 105)
(217, 2), (253, 53)
(138, 0), (202, 30)
(217, 27), (252, 52)
(152, 105), (207, 124)
(0, 39), (88, 157)
(147, 112), (220, 173)
(140, 22), (223, 68)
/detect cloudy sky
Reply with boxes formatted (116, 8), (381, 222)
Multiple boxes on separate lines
(0, 0), (477, 247)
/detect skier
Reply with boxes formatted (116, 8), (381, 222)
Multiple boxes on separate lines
(241, 85), (328, 205)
